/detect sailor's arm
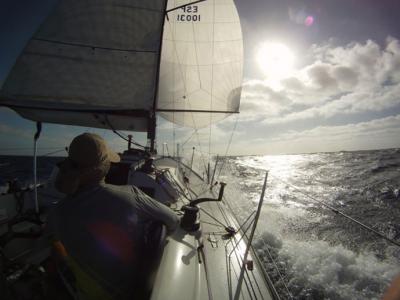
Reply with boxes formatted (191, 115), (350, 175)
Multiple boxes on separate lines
(131, 186), (179, 233)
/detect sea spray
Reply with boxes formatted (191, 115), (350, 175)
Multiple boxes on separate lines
(217, 149), (400, 299)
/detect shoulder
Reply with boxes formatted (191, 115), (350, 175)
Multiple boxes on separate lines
(99, 184), (144, 206)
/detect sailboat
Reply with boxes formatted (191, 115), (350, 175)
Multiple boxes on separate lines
(0, 0), (279, 299)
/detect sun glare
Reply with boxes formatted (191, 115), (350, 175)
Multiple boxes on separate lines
(256, 42), (295, 82)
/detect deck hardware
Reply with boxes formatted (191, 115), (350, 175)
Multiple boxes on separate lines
(197, 244), (204, 263)
(33, 122), (42, 214)
(245, 259), (254, 271)
(222, 226), (236, 240)
(128, 135), (132, 149)
(181, 182), (227, 232)
(207, 233), (219, 248)
(210, 155), (219, 188)
(234, 171), (268, 300)
(190, 147), (195, 169)
(181, 205), (200, 231)
(207, 162), (210, 184)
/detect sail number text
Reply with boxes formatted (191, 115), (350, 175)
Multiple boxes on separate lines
(177, 5), (201, 22)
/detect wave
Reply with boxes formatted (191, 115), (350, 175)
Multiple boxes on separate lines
(220, 149), (400, 299)
(256, 234), (398, 300)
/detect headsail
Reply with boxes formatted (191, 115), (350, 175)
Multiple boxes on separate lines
(0, 0), (167, 131)
(157, 0), (243, 128)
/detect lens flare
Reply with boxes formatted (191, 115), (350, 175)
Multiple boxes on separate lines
(305, 16), (314, 27)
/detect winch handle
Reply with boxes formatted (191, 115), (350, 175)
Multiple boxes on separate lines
(189, 182), (226, 207)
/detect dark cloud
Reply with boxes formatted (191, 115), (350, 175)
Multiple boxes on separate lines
(332, 66), (358, 88)
(281, 77), (305, 91)
(307, 63), (337, 90)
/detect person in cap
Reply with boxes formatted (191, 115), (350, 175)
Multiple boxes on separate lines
(48, 133), (179, 300)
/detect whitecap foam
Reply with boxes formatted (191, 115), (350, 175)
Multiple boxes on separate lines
(278, 239), (398, 299)
(217, 152), (400, 299)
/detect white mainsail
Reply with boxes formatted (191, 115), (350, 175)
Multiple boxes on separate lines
(0, 0), (243, 132)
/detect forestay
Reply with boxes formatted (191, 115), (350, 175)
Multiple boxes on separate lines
(157, 0), (243, 128)
(0, 0), (167, 131)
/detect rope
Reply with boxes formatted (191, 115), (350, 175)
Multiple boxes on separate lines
(199, 207), (229, 229)
(104, 116), (146, 149)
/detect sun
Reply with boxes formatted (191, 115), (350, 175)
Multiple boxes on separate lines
(256, 42), (295, 81)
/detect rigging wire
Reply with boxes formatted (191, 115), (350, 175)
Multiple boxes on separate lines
(199, 207), (230, 229)
(183, 147), (220, 156)
(181, 130), (197, 148)
(257, 237), (294, 299)
(270, 174), (400, 248)
(41, 148), (67, 157)
(216, 114), (239, 179)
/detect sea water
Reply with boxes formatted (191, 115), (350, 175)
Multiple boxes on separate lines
(1, 150), (399, 299)
(217, 148), (400, 300)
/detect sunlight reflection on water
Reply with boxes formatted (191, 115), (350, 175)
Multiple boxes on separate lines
(218, 150), (400, 300)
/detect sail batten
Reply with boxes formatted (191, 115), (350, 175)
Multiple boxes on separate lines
(156, 108), (239, 113)
(31, 38), (159, 53)
(0, 0), (243, 131)
(0, 0), (167, 132)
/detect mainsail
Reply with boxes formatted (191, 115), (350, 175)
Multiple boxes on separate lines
(0, 0), (243, 132)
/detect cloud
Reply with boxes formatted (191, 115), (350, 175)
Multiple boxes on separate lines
(272, 114), (400, 142)
(267, 114), (400, 153)
(238, 80), (292, 120)
(0, 123), (74, 150)
(242, 37), (400, 125)
(227, 114), (400, 155)
(307, 63), (338, 90)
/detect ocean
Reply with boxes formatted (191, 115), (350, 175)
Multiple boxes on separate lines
(0, 155), (63, 193)
(1, 149), (400, 299)
(217, 148), (400, 300)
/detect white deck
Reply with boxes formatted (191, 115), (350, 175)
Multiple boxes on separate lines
(151, 158), (275, 300)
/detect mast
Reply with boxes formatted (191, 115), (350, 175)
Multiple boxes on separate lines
(149, 0), (169, 153)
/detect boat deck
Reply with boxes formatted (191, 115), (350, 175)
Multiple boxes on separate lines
(0, 156), (277, 300)
(153, 157), (276, 300)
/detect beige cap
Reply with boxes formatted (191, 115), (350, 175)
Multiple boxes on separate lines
(68, 133), (120, 168)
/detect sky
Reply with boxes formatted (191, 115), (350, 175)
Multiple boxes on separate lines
(1, 0), (400, 156)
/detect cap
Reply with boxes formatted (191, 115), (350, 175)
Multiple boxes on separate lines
(68, 133), (120, 168)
